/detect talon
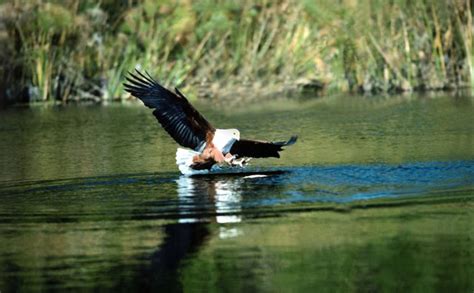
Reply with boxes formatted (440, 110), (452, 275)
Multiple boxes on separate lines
(231, 157), (249, 167)
(224, 154), (236, 165)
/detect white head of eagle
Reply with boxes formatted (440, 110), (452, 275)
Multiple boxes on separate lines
(213, 128), (240, 154)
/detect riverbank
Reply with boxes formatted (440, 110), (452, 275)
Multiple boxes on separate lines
(0, 0), (472, 105)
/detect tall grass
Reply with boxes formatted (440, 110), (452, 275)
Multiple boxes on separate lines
(337, 0), (472, 92)
(0, 0), (471, 104)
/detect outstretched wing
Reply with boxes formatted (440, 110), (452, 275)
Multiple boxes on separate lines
(124, 70), (215, 150)
(230, 136), (297, 158)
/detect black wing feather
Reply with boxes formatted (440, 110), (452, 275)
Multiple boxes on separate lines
(230, 136), (297, 158)
(124, 70), (215, 150)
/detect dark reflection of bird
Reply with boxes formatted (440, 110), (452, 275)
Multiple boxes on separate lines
(124, 70), (297, 175)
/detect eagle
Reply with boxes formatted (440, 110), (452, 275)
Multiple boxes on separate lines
(124, 70), (297, 175)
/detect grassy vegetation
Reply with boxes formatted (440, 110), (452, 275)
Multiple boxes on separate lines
(0, 0), (472, 104)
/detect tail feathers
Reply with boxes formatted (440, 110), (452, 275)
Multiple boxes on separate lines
(176, 148), (198, 165)
(176, 148), (210, 176)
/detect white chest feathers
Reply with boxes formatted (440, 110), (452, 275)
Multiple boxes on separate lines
(212, 128), (240, 153)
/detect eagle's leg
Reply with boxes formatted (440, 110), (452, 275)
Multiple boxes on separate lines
(211, 148), (226, 163)
(190, 145), (229, 170)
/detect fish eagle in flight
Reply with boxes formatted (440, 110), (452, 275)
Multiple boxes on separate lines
(124, 70), (297, 175)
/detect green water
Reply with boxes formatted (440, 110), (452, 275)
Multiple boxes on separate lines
(0, 94), (473, 292)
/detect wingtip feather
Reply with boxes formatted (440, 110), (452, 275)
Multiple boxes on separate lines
(272, 135), (298, 146)
(287, 135), (298, 145)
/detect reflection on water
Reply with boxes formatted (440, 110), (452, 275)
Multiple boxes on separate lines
(0, 161), (473, 291)
(177, 176), (242, 225)
(0, 93), (473, 291)
(145, 222), (210, 292)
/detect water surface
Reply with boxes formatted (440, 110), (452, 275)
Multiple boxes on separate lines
(0, 94), (473, 291)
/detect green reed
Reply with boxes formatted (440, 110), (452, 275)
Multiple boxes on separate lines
(0, 0), (471, 104)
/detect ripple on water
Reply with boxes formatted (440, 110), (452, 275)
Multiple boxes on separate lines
(0, 160), (473, 224)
